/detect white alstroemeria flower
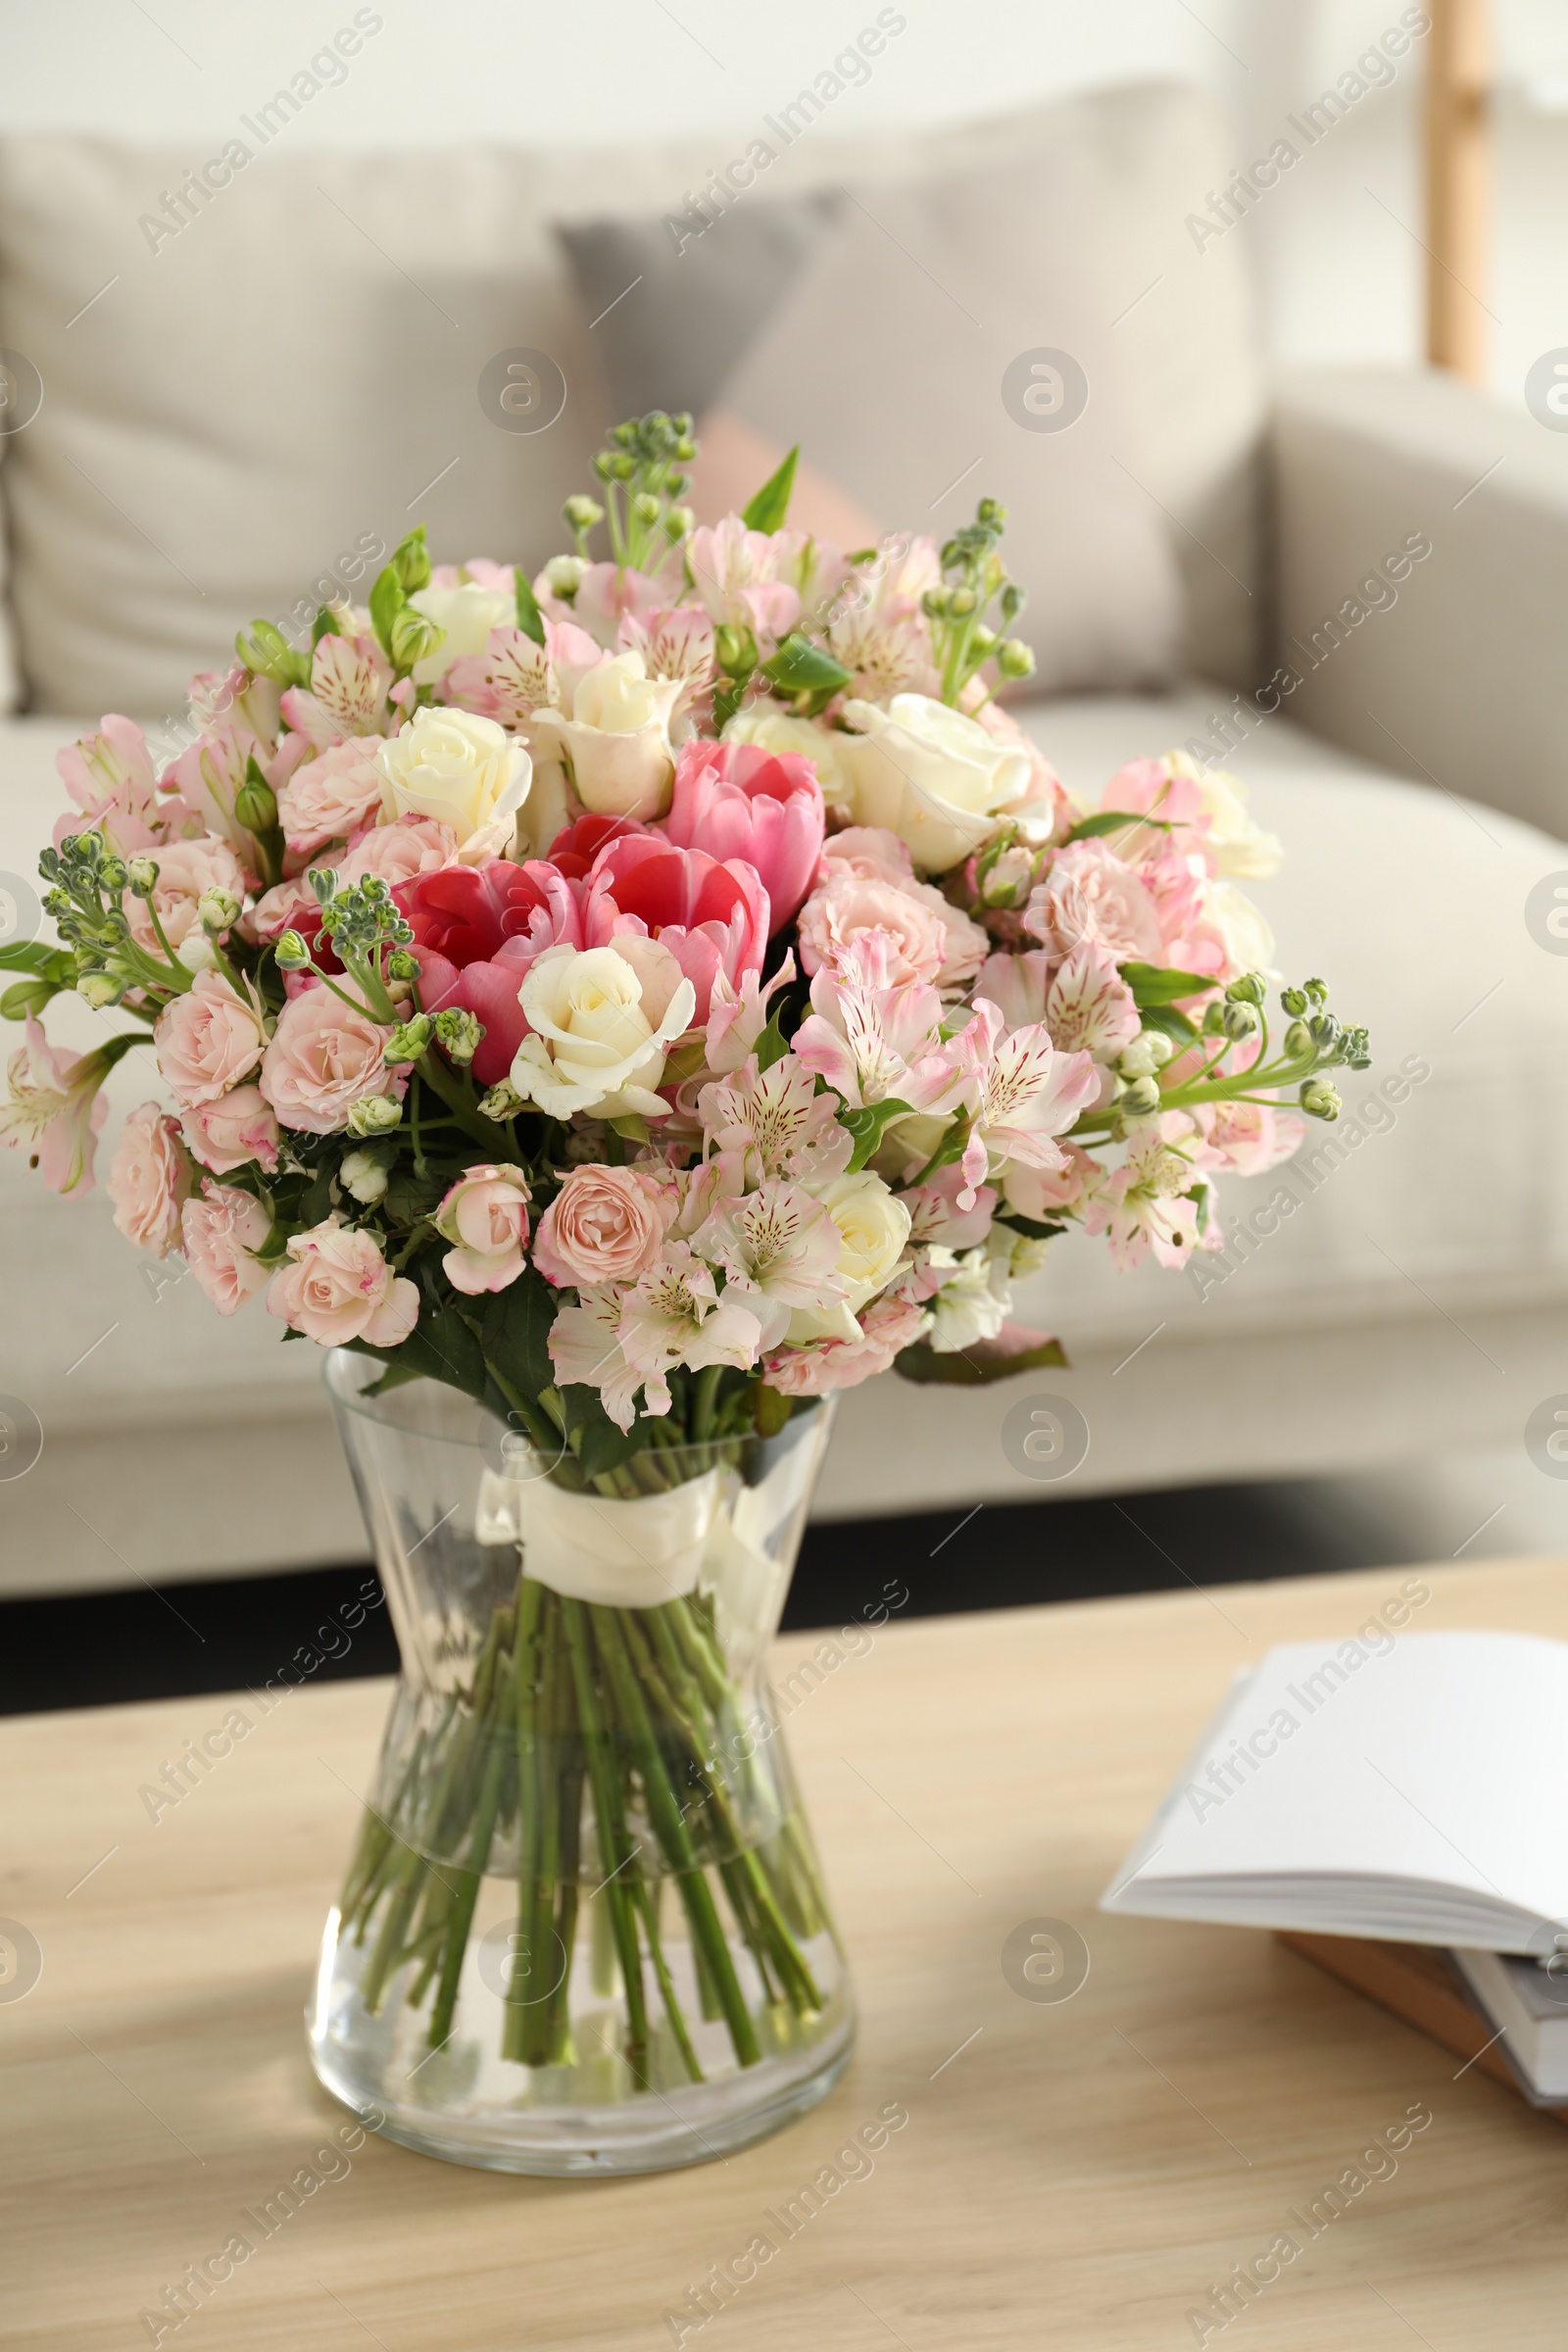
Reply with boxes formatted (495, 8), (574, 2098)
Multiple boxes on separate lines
(694, 1179), (847, 1349)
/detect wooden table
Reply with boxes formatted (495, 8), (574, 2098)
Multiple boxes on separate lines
(6, 1557), (1568, 2350)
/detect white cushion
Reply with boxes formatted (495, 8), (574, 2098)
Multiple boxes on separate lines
(0, 83), (1263, 720)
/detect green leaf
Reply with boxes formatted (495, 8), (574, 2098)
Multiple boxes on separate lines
(1121, 962), (1217, 1007)
(1137, 1002), (1199, 1047)
(752, 1380), (793, 1438)
(760, 632), (853, 712)
(368, 563), (405, 659)
(996, 1211), (1066, 1241)
(894, 1334), (1069, 1386)
(1065, 809), (1173, 845)
(514, 565), (547, 648)
(0, 942), (74, 983)
(481, 1269), (557, 1406)
(1, 977), (61, 1020)
(839, 1097), (914, 1174)
(741, 443), (799, 533)
(560, 1383), (644, 1480)
(311, 606), (338, 648)
(347, 1298), (489, 1406)
(755, 1006), (791, 1072)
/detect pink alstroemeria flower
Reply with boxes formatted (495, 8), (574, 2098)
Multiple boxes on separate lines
(55, 715), (201, 854)
(0, 1017), (113, 1195)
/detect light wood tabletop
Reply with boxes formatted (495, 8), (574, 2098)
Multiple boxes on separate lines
(5, 1554), (1568, 2351)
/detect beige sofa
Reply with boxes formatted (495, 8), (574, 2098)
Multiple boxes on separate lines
(4, 87), (1568, 1594)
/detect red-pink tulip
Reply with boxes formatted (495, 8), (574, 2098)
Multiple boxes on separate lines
(662, 738), (824, 933)
(396, 860), (583, 1086)
(583, 832), (769, 1027)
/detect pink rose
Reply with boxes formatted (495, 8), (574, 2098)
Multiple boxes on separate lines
(244, 872), (320, 946)
(107, 1102), (194, 1255)
(338, 813), (458, 887)
(432, 1162), (531, 1295)
(181, 1182), (272, 1313)
(125, 834), (250, 962)
(266, 1219), (418, 1347)
(663, 738), (825, 933)
(533, 1163), (670, 1290)
(180, 1084), (280, 1175)
(818, 824), (914, 883)
(154, 969), (269, 1107)
(276, 740), (386, 858)
(1022, 839), (1163, 964)
(797, 869), (986, 993)
(259, 986), (400, 1136)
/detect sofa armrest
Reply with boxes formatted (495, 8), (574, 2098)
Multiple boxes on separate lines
(1272, 368), (1568, 841)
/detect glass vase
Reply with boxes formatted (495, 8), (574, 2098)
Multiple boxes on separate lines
(307, 1351), (855, 2175)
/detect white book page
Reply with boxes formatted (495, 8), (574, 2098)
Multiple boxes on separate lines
(1107, 1632), (1568, 1923)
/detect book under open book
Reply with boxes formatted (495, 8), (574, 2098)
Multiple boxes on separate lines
(1102, 1630), (1568, 1954)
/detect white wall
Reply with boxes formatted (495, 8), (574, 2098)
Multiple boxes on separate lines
(0, 0), (1561, 400)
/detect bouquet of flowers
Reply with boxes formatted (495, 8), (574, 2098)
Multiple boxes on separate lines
(1, 414), (1367, 2090)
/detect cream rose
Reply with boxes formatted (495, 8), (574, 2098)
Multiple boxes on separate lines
(154, 969), (269, 1108)
(836, 693), (1033, 873)
(266, 1218), (418, 1347)
(511, 941), (696, 1121)
(409, 579), (514, 685)
(787, 1169), (911, 1343)
(722, 708), (852, 808)
(1204, 878), (1277, 977)
(372, 707), (531, 861)
(530, 651), (682, 821)
(181, 1182), (272, 1314)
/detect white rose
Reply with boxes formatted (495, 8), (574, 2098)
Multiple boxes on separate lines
(512, 942), (696, 1121)
(372, 707), (531, 863)
(722, 709), (853, 808)
(408, 580), (514, 684)
(1172, 754), (1283, 879)
(1205, 879), (1277, 977)
(530, 651), (682, 821)
(787, 1169), (912, 1343)
(836, 693), (1032, 874)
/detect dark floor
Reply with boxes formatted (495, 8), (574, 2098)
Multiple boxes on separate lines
(0, 1476), (1419, 1715)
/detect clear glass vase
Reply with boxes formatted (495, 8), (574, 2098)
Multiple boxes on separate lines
(307, 1351), (855, 2175)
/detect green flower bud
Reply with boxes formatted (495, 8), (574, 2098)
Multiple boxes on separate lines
(1280, 985), (1308, 1016)
(346, 1094), (404, 1138)
(383, 1013), (434, 1065)
(1221, 1000), (1258, 1041)
(1299, 1078), (1341, 1120)
(389, 607), (443, 670)
(235, 618), (310, 688)
(198, 888), (241, 935)
(274, 930), (312, 971)
(234, 774), (279, 835)
(76, 970), (122, 1009)
(1225, 971), (1266, 1004)
(339, 1148), (390, 1204)
(563, 495), (604, 533)
(995, 638), (1037, 680)
(663, 504), (695, 540)
(1284, 1019), (1313, 1058)
(99, 856), (128, 892)
(948, 587), (977, 616)
(310, 868), (340, 906)
(386, 948), (420, 983)
(630, 492), (662, 526)
(478, 1078), (524, 1122)
(714, 622), (757, 677)
(126, 857), (159, 897)
(388, 526), (431, 594)
(1117, 1074), (1162, 1118)
(432, 1006), (484, 1067)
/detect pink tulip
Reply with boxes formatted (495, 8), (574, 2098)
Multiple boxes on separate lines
(583, 832), (768, 1027)
(662, 739), (825, 933)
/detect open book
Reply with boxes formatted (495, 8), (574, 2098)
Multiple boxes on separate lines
(1102, 1631), (1568, 1953)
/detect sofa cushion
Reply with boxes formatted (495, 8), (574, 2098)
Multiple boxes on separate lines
(0, 82), (1263, 722)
